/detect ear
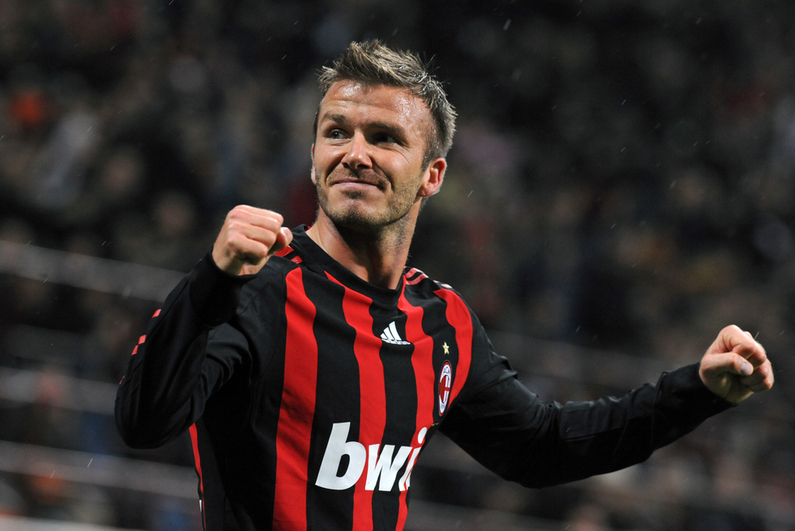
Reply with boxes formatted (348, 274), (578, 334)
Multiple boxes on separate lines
(310, 144), (317, 184)
(418, 158), (446, 198)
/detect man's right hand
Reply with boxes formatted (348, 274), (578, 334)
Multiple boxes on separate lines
(211, 205), (293, 276)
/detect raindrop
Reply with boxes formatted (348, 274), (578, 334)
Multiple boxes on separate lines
(503, 19), (511, 31)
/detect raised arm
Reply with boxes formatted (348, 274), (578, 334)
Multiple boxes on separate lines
(440, 322), (773, 489)
(115, 206), (291, 448)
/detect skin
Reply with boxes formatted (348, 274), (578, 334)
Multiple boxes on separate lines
(209, 81), (773, 404)
(699, 325), (773, 404)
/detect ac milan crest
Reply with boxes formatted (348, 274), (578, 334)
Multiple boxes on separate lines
(438, 362), (453, 415)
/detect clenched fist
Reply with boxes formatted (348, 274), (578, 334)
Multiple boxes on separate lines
(212, 205), (293, 276)
(699, 325), (774, 404)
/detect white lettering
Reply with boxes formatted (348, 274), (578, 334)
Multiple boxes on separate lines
(398, 447), (421, 491)
(315, 422), (366, 490)
(365, 444), (412, 491)
(316, 423), (429, 492)
(398, 427), (427, 491)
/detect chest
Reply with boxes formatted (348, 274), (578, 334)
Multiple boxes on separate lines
(272, 267), (473, 447)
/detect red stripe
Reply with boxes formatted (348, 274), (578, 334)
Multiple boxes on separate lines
(273, 268), (318, 530)
(405, 268), (428, 285)
(274, 245), (294, 258)
(189, 424), (206, 530)
(395, 286), (434, 529)
(328, 273), (385, 531)
(274, 245), (303, 264)
(131, 335), (147, 356)
(435, 289), (473, 405)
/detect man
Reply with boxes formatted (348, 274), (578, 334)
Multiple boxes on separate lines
(115, 40), (774, 531)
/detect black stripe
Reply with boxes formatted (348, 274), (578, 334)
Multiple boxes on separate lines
(372, 299), (417, 530)
(247, 311), (288, 529)
(227, 270), (292, 530)
(303, 271), (360, 531)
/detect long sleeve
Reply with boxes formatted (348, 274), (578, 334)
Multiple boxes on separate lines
(439, 317), (735, 488)
(115, 252), (254, 449)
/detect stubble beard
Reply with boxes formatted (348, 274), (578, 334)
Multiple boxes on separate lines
(314, 167), (420, 241)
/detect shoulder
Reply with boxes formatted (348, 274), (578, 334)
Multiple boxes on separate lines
(403, 266), (481, 331)
(404, 266), (457, 294)
(404, 267), (473, 315)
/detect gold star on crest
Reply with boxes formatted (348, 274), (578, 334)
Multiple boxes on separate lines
(443, 342), (450, 355)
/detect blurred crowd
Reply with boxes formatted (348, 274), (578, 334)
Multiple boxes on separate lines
(0, 0), (793, 529)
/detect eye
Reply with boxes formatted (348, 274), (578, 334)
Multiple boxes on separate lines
(327, 129), (347, 140)
(373, 132), (398, 144)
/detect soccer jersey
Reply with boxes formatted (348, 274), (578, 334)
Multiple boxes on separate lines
(115, 226), (732, 531)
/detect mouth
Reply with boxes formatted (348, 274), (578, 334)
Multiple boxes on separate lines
(329, 171), (386, 190)
(333, 180), (379, 190)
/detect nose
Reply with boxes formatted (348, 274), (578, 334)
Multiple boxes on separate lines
(342, 133), (372, 170)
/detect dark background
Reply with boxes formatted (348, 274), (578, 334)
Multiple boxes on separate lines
(0, 0), (792, 529)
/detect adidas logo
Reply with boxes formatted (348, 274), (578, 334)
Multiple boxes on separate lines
(380, 321), (411, 346)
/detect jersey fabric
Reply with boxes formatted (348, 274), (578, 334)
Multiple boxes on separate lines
(115, 226), (733, 531)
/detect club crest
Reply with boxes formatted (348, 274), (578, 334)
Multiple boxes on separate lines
(438, 362), (453, 415)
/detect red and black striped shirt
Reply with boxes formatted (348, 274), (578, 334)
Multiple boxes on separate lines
(116, 226), (732, 530)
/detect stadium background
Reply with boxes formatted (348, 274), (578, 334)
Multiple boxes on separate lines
(0, 0), (793, 529)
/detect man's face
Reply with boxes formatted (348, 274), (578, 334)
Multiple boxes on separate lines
(312, 80), (445, 234)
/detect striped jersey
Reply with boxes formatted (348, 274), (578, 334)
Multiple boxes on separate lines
(115, 226), (732, 531)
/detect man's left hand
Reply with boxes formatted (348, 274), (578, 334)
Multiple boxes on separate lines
(699, 325), (774, 404)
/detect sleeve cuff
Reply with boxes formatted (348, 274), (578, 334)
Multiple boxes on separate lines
(664, 363), (736, 414)
(187, 250), (256, 327)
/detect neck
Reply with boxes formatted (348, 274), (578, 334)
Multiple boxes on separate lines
(306, 212), (417, 290)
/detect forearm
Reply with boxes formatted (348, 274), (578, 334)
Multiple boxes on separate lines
(547, 363), (734, 484)
(115, 252), (251, 448)
(442, 364), (734, 488)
